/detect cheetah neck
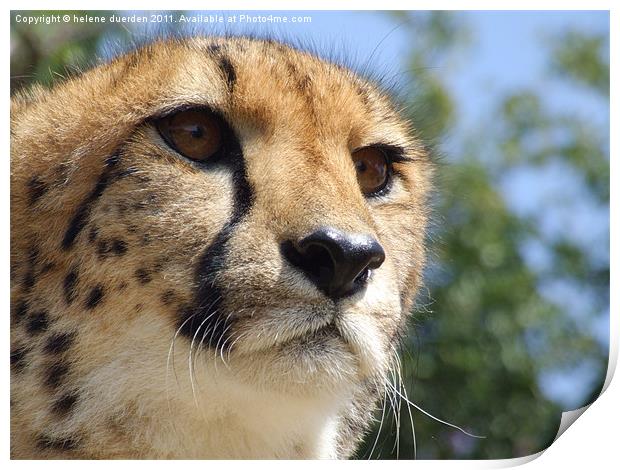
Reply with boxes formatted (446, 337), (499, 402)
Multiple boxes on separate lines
(117, 368), (350, 459)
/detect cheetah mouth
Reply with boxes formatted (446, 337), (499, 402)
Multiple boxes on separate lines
(230, 306), (348, 355)
(218, 296), (386, 375)
(290, 322), (342, 345)
(263, 314), (386, 382)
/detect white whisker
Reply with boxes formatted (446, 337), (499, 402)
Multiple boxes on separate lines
(393, 348), (416, 459)
(188, 299), (223, 410)
(213, 312), (235, 371)
(388, 383), (486, 440)
(367, 385), (389, 460)
(165, 312), (198, 431)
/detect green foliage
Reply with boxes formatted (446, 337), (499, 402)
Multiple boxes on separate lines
(550, 30), (609, 96)
(496, 90), (609, 201)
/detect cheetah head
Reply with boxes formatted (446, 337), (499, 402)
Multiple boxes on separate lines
(11, 37), (432, 458)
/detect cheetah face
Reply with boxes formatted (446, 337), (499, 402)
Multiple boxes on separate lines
(12, 38), (432, 408)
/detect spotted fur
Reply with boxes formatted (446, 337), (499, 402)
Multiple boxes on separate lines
(10, 36), (433, 459)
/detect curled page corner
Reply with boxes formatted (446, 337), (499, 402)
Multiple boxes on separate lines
(496, 449), (545, 467)
(549, 341), (617, 447)
(553, 404), (590, 443)
(496, 404), (595, 467)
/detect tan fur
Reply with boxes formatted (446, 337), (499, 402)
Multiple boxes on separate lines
(10, 37), (432, 459)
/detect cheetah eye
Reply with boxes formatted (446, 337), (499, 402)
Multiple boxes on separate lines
(155, 109), (223, 162)
(352, 147), (390, 195)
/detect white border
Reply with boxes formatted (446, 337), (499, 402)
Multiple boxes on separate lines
(4, 2), (616, 468)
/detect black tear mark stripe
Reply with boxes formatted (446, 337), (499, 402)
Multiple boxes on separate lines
(62, 154), (120, 250)
(181, 230), (234, 348)
(179, 127), (252, 349)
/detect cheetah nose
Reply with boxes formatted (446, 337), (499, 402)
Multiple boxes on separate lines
(281, 227), (385, 300)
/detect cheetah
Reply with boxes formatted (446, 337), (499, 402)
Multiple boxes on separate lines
(10, 36), (433, 459)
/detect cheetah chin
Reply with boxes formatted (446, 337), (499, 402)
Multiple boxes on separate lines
(11, 36), (433, 459)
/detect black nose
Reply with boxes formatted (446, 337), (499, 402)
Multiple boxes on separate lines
(281, 227), (385, 300)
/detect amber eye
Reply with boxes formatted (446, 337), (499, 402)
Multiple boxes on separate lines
(352, 147), (390, 195)
(155, 109), (223, 162)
